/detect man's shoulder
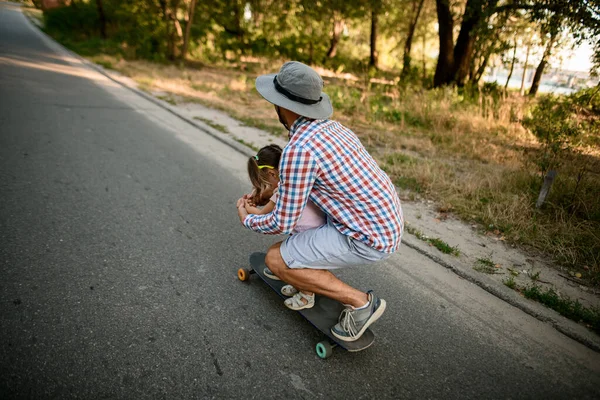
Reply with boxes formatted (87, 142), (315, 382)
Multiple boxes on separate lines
(291, 118), (347, 145)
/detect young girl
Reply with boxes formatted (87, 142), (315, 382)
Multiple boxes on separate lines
(245, 144), (326, 311)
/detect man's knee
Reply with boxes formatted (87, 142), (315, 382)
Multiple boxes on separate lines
(265, 243), (287, 273)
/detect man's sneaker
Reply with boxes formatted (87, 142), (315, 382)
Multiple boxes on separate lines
(263, 267), (281, 281)
(331, 290), (386, 342)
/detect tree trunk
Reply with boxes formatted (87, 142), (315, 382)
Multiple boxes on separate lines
(468, 45), (478, 81)
(159, 0), (175, 60)
(326, 15), (344, 59)
(422, 31), (427, 83)
(181, 0), (197, 60)
(504, 41), (517, 93)
(433, 0), (455, 87)
(452, 0), (498, 86)
(370, 7), (379, 68)
(95, 0), (107, 39)
(529, 35), (556, 97)
(520, 43), (530, 96)
(401, 0), (426, 79)
(473, 51), (490, 84)
(434, 0), (498, 87)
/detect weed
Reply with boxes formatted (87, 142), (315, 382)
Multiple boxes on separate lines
(503, 276), (517, 289)
(528, 269), (541, 281)
(405, 224), (460, 256)
(237, 116), (286, 137)
(191, 83), (213, 93)
(95, 60), (113, 70)
(394, 176), (422, 193)
(234, 138), (259, 152)
(386, 153), (416, 166)
(474, 257), (500, 274)
(522, 285), (600, 334)
(193, 117), (229, 134)
(156, 95), (176, 105)
(429, 238), (460, 256)
(405, 224), (426, 240)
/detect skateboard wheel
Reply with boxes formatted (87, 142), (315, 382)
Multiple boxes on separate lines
(237, 268), (251, 282)
(316, 341), (333, 359)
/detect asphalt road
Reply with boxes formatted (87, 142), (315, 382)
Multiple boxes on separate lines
(1, 3), (599, 399)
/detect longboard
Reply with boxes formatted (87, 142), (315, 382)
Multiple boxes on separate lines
(237, 252), (375, 358)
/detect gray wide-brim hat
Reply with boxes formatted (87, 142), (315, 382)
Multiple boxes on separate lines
(255, 61), (333, 120)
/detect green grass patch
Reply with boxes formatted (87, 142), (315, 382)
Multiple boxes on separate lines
(193, 117), (229, 133)
(503, 276), (517, 289)
(386, 153), (416, 166)
(95, 60), (114, 70)
(474, 257), (500, 274)
(156, 95), (176, 105)
(394, 176), (422, 193)
(237, 116), (286, 137)
(234, 138), (259, 152)
(405, 224), (460, 256)
(429, 238), (460, 256)
(522, 285), (600, 334)
(379, 109), (433, 129)
(191, 83), (213, 92)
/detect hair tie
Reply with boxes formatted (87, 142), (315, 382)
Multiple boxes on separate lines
(253, 155), (259, 161)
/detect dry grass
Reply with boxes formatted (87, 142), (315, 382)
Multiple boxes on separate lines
(89, 54), (600, 283)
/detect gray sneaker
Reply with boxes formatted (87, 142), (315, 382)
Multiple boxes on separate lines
(331, 290), (386, 342)
(263, 267), (281, 281)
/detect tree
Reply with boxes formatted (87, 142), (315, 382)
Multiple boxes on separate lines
(370, 0), (381, 68)
(325, 11), (345, 58)
(504, 40), (518, 94)
(94, 0), (107, 39)
(181, 0), (197, 60)
(519, 40), (531, 95)
(433, 0), (455, 86)
(467, 11), (511, 84)
(528, 14), (563, 96)
(433, 0), (600, 87)
(528, 32), (557, 96)
(401, 0), (426, 78)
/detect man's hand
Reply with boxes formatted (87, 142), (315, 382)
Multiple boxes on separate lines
(236, 197), (249, 224)
(244, 199), (262, 215)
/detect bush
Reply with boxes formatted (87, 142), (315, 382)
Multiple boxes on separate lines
(522, 95), (582, 178)
(44, 3), (100, 38)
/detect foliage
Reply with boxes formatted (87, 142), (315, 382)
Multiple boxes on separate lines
(522, 95), (582, 177)
(405, 224), (460, 256)
(522, 285), (600, 334)
(43, 1), (170, 60)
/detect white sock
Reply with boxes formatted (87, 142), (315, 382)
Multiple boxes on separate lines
(354, 300), (370, 310)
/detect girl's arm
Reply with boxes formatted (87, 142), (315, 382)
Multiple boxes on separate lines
(245, 200), (275, 215)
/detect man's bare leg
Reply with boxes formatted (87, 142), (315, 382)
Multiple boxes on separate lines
(265, 242), (368, 308)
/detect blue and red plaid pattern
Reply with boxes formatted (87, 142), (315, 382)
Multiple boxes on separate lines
(244, 117), (404, 253)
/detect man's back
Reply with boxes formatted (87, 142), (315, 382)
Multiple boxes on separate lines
(284, 117), (404, 253)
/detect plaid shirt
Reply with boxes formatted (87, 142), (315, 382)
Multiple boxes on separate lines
(244, 117), (403, 253)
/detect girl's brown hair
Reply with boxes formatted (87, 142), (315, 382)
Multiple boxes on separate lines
(247, 144), (282, 206)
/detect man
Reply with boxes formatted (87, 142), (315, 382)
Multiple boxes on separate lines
(236, 61), (403, 342)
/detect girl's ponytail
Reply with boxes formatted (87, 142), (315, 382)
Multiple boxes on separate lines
(247, 145), (283, 206)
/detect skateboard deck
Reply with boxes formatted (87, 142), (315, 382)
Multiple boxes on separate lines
(239, 252), (375, 357)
